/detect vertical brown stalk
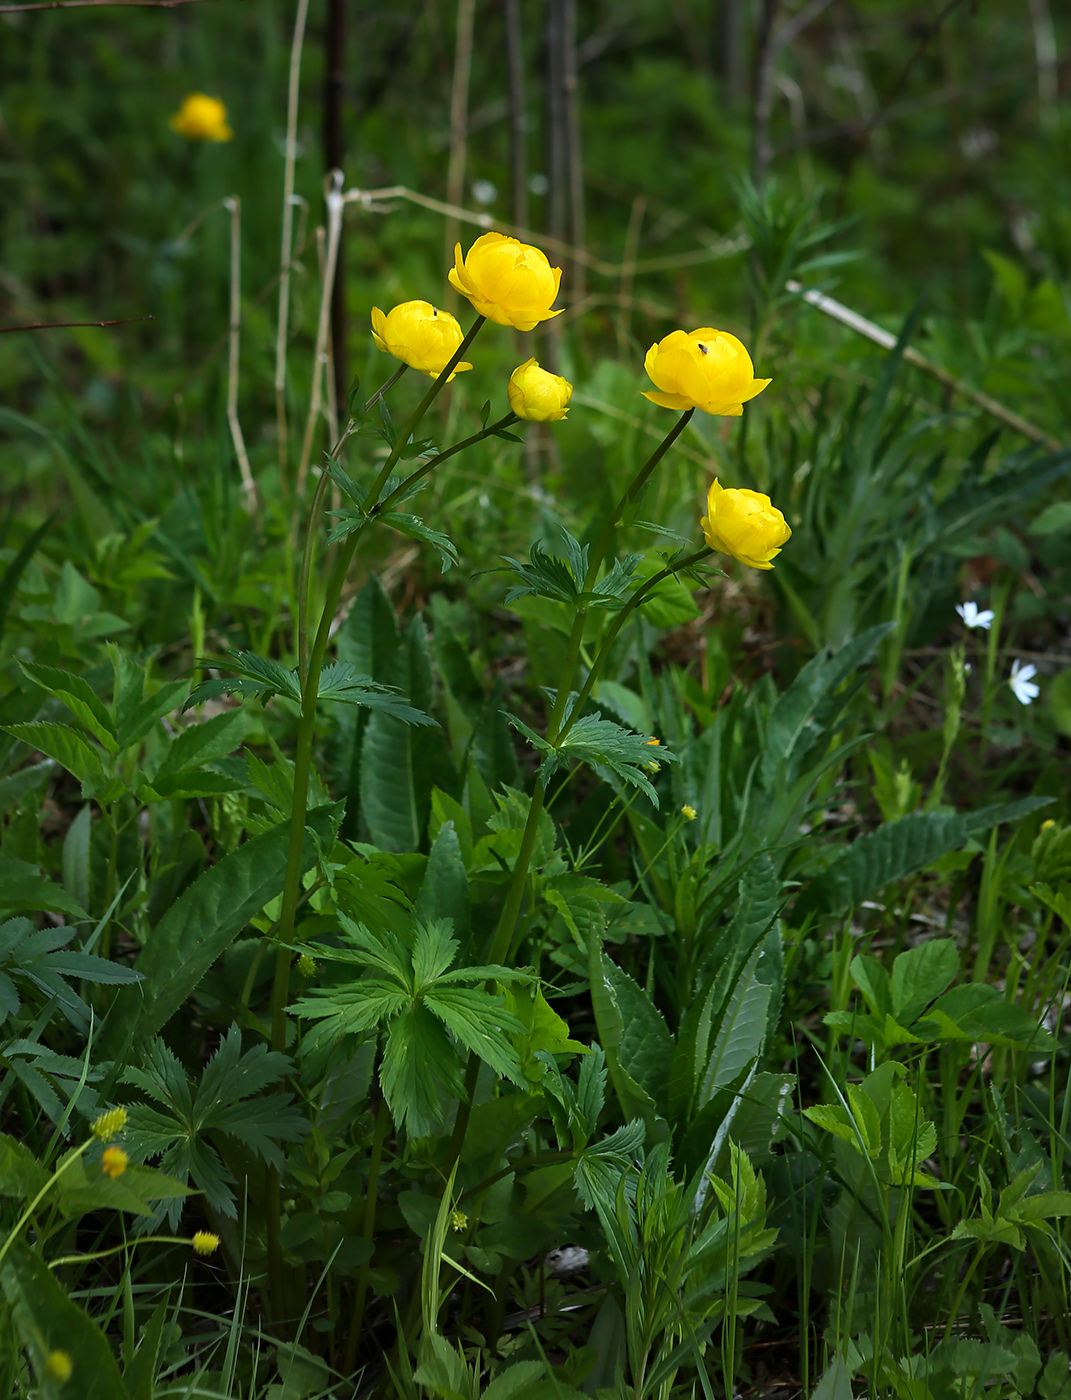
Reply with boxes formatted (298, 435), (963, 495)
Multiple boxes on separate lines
(751, 0), (780, 188)
(445, 0), (477, 292)
(563, 0), (584, 301)
(544, 0), (567, 246)
(324, 0), (347, 408)
(719, 0), (746, 105)
(504, 0), (528, 230)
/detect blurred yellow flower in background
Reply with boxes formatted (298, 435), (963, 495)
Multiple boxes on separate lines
(371, 301), (473, 379)
(170, 93), (233, 142)
(45, 1351), (72, 1384)
(701, 479), (790, 570)
(101, 1146), (128, 1179)
(193, 1231), (221, 1255)
(507, 358), (572, 421)
(91, 1107), (127, 1142)
(449, 232), (562, 330)
(643, 329), (770, 416)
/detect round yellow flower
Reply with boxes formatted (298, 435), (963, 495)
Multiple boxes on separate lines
(169, 93), (233, 143)
(507, 358), (573, 422)
(91, 1107), (127, 1142)
(701, 479), (791, 571)
(101, 1146), (128, 1180)
(448, 232), (563, 331)
(45, 1351), (72, 1384)
(643, 329), (770, 417)
(192, 1231), (221, 1256)
(681, 804), (697, 821)
(370, 301), (473, 380)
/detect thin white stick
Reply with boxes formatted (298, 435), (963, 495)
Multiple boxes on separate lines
(276, 0), (311, 482)
(223, 196), (257, 514)
(296, 171), (346, 495)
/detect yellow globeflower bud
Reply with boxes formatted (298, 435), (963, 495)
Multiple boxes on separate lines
(45, 1350), (73, 1383)
(192, 1231), (221, 1256)
(370, 301), (473, 380)
(448, 231), (563, 331)
(91, 1107), (128, 1142)
(507, 358), (573, 422)
(643, 329), (770, 417)
(101, 1146), (128, 1180)
(169, 93), (233, 143)
(701, 479), (791, 571)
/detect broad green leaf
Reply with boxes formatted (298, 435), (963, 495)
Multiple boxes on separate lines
(62, 805), (92, 916)
(0, 859), (89, 920)
(99, 803), (342, 1055)
(0, 1239), (132, 1400)
(588, 928), (657, 1124)
(18, 660), (118, 752)
(414, 820), (470, 945)
(890, 938), (960, 1025)
(153, 707), (246, 782)
(2, 721), (103, 785)
(603, 961), (674, 1105)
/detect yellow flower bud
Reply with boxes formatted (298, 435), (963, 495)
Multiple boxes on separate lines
(169, 93), (233, 143)
(370, 301), (473, 380)
(101, 1147), (128, 1180)
(91, 1107), (127, 1142)
(45, 1350), (72, 1384)
(507, 358), (573, 422)
(681, 804), (697, 821)
(643, 329), (770, 417)
(192, 1231), (220, 1256)
(701, 479), (791, 571)
(448, 232), (563, 331)
(298, 952), (317, 978)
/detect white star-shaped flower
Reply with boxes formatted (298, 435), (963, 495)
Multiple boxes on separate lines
(1009, 659), (1039, 706)
(956, 601), (994, 630)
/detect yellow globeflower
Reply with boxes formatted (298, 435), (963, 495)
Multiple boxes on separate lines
(681, 804), (697, 821)
(101, 1146), (128, 1180)
(192, 1231), (221, 1256)
(643, 329), (770, 417)
(449, 232), (562, 331)
(701, 479), (790, 571)
(370, 301), (473, 380)
(507, 358), (572, 421)
(169, 93), (233, 143)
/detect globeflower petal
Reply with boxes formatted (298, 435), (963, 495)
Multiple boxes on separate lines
(700, 479), (790, 570)
(450, 232), (562, 330)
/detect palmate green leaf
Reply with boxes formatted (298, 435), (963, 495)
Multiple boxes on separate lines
(423, 985), (527, 1085)
(380, 1002), (465, 1137)
(317, 661), (437, 724)
(508, 711), (676, 807)
(574, 1119), (646, 1210)
(1, 1240), (132, 1400)
(502, 540), (581, 606)
(377, 511), (459, 573)
(184, 649), (300, 709)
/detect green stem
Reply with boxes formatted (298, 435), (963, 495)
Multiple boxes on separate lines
(377, 413), (517, 515)
(100, 805), (118, 961)
(266, 317), (486, 1321)
(943, 1243), (986, 1343)
(0, 1142), (90, 1270)
(344, 1098), (390, 1373)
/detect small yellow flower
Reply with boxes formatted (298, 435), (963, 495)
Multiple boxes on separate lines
(44, 1351), (72, 1383)
(371, 301), (473, 380)
(643, 329), (770, 417)
(192, 1231), (220, 1256)
(101, 1147), (128, 1180)
(298, 952), (317, 978)
(681, 804), (697, 821)
(645, 738), (661, 773)
(449, 231), (563, 331)
(169, 93), (233, 143)
(91, 1107), (127, 1142)
(507, 358), (573, 422)
(1041, 819), (1056, 831)
(701, 479), (791, 571)
(450, 1209), (468, 1233)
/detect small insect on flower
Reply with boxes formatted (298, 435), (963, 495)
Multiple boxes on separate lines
(681, 804), (697, 821)
(169, 93), (233, 142)
(450, 1209), (468, 1233)
(91, 1107), (128, 1142)
(192, 1231), (221, 1256)
(101, 1147), (128, 1180)
(1009, 659), (1039, 706)
(956, 601), (994, 630)
(508, 359), (573, 421)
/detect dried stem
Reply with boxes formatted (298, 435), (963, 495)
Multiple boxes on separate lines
(504, 0), (528, 230)
(297, 172), (346, 496)
(444, 0), (476, 286)
(276, 0), (311, 485)
(223, 197), (257, 515)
